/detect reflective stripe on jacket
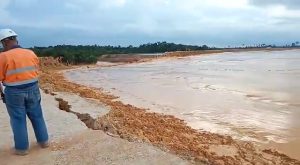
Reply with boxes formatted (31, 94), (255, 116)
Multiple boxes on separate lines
(0, 48), (39, 86)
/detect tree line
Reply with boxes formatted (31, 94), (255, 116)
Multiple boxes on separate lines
(30, 42), (210, 64)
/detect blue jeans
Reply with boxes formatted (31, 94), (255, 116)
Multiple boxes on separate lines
(4, 83), (49, 151)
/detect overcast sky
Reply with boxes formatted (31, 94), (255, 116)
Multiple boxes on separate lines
(1, 0), (300, 47)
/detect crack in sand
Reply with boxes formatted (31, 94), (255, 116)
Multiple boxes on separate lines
(55, 97), (120, 138)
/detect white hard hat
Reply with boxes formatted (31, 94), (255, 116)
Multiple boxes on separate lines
(0, 29), (18, 41)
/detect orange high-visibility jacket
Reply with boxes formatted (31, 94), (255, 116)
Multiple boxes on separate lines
(0, 48), (39, 86)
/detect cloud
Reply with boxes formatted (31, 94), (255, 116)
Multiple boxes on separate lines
(1, 0), (300, 47)
(0, 0), (12, 24)
(249, 0), (300, 9)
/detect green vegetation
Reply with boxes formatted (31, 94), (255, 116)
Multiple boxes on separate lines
(31, 42), (210, 64)
(2, 41), (298, 64)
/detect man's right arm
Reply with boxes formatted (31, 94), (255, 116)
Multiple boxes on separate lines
(0, 52), (5, 80)
(0, 54), (6, 103)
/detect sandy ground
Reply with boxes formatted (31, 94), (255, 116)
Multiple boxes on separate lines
(0, 91), (190, 165)
(0, 92), (87, 148)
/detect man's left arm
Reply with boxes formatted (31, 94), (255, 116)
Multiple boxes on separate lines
(0, 83), (4, 103)
(0, 75), (5, 103)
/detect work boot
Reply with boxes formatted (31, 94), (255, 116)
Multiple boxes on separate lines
(39, 141), (50, 148)
(15, 149), (29, 156)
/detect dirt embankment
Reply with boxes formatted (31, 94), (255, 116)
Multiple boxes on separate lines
(164, 50), (223, 57)
(39, 64), (300, 165)
(98, 54), (160, 63)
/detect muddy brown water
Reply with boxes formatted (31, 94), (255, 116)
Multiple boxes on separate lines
(65, 50), (300, 159)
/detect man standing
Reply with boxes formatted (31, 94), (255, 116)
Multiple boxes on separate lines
(0, 29), (49, 156)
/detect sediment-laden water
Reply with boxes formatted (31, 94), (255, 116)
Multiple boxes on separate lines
(65, 50), (300, 158)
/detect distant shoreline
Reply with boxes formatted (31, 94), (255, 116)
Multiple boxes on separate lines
(97, 47), (300, 63)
